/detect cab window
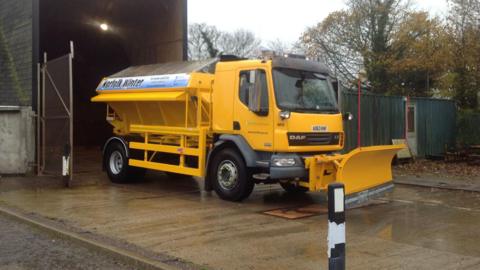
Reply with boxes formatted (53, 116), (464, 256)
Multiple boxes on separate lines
(239, 69), (269, 116)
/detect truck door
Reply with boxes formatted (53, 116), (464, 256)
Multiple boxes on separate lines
(233, 69), (274, 151)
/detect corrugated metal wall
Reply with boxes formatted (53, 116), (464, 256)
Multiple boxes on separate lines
(457, 111), (480, 145)
(340, 91), (456, 157)
(341, 91), (405, 152)
(412, 97), (457, 157)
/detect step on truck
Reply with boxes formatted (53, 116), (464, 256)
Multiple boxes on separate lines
(91, 55), (404, 203)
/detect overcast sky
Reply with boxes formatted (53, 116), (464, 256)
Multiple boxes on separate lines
(188, 0), (449, 46)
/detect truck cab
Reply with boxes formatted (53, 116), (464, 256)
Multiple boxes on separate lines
(208, 56), (345, 199)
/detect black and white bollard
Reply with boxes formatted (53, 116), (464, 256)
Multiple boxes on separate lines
(62, 144), (71, 187)
(327, 183), (346, 270)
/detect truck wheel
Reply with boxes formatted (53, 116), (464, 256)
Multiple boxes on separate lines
(280, 182), (309, 193)
(211, 148), (254, 201)
(104, 141), (145, 183)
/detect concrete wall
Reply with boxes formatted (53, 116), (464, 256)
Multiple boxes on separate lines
(0, 0), (187, 173)
(0, 0), (35, 174)
(0, 0), (33, 106)
(0, 106), (35, 174)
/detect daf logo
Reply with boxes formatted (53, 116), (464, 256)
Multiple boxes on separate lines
(289, 135), (306, 140)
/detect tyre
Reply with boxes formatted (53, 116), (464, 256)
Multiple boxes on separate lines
(280, 182), (309, 193)
(211, 148), (254, 201)
(104, 141), (145, 183)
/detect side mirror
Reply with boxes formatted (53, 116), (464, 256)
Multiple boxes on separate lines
(343, 112), (353, 121)
(279, 111), (291, 120)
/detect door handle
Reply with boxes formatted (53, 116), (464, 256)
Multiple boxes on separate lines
(233, 121), (241, 130)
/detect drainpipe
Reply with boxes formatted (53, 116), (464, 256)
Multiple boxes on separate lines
(357, 79), (361, 148)
(405, 95), (409, 140)
(357, 69), (366, 148)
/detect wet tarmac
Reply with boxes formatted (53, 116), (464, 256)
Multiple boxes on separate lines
(1, 172), (480, 270)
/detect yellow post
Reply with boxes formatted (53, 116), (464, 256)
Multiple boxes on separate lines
(198, 128), (207, 176)
(179, 135), (185, 167)
(196, 89), (201, 128)
(144, 132), (148, 161)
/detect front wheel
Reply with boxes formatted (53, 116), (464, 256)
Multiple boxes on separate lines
(211, 148), (254, 201)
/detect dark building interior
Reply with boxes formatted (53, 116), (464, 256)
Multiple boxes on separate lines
(39, 0), (187, 151)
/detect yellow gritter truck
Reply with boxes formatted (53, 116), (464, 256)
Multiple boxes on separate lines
(91, 55), (404, 202)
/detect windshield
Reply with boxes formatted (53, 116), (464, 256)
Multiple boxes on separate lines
(273, 68), (338, 113)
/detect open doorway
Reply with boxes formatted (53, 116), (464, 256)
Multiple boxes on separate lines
(38, 0), (187, 177)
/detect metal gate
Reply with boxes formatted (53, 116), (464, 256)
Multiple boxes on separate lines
(37, 42), (74, 185)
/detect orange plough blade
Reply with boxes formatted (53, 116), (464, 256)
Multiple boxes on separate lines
(305, 145), (405, 203)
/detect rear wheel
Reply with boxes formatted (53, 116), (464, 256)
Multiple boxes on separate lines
(280, 182), (309, 193)
(211, 148), (254, 201)
(104, 141), (145, 183)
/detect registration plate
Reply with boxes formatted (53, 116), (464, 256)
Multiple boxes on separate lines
(312, 125), (328, 132)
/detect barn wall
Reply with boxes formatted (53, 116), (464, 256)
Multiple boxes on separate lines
(128, 0), (187, 64)
(0, 0), (187, 174)
(0, 0), (33, 106)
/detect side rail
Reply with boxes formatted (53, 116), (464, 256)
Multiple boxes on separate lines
(128, 124), (208, 177)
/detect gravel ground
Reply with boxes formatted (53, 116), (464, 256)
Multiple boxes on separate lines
(394, 159), (480, 186)
(0, 213), (142, 270)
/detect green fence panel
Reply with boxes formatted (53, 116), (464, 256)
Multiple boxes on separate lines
(412, 98), (457, 157)
(341, 91), (405, 153)
(340, 91), (456, 157)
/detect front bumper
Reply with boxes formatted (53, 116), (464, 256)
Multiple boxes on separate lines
(268, 145), (404, 196)
(269, 154), (307, 179)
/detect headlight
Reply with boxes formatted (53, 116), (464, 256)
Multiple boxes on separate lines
(272, 158), (296, 167)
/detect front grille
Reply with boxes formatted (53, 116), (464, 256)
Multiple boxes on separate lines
(287, 132), (340, 146)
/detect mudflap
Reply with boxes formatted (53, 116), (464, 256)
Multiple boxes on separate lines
(305, 145), (405, 204)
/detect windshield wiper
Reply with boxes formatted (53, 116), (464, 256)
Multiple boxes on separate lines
(313, 73), (327, 80)
(290, 108), (337, 114)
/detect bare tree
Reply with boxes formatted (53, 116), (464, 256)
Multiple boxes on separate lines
(448, 0), (480, 31)
(219, 29), (261, 58)
(348, 0), (410, 92)
(447, 0), (480, 108)
(266, 38), (292, 55)
(301, 11), (363, 84)
(301, 0), (410, 92)
(188, 24), (261, 60)
(188, 23), (222, 60)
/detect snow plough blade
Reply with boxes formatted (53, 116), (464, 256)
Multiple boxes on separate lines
(305, 145), (405, 205)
